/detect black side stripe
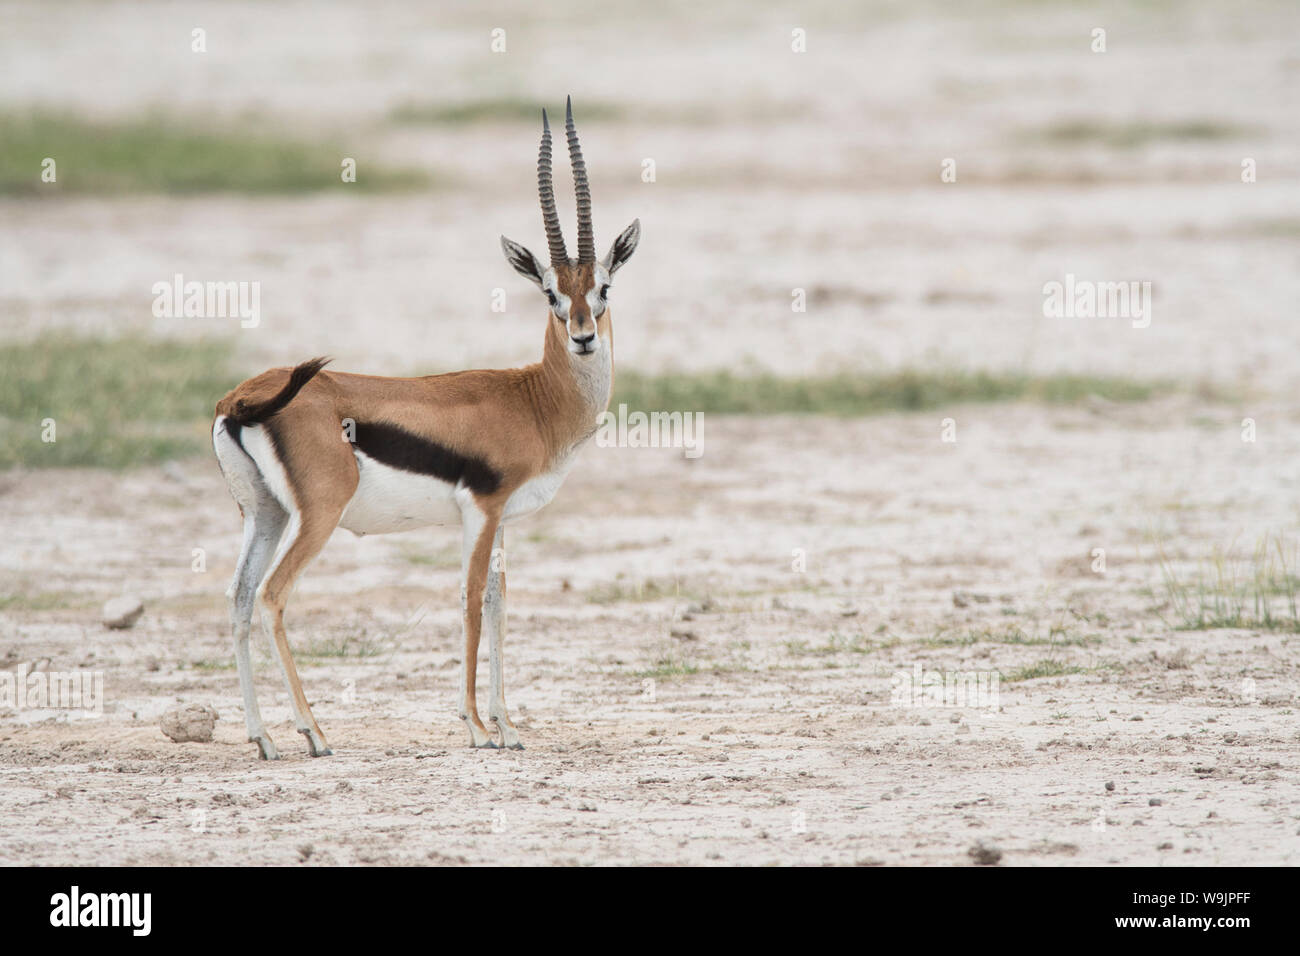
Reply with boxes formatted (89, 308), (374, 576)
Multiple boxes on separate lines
(350, 421), (503, 496)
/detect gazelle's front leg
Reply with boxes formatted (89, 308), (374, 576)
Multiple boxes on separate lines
(458, 506), (500, 748)
(485, 526), (522, 749)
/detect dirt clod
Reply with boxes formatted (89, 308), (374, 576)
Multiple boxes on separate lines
(102, 596), (144, 629)
(159, 704), (219, 743)
(968, 842), (1002, 865)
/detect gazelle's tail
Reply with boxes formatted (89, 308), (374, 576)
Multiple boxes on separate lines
(227, 357), (330, 426)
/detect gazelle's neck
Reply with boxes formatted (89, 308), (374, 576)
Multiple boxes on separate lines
(535, 315), (613, 453)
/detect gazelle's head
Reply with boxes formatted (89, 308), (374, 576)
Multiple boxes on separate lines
(501, 97), (640, 359)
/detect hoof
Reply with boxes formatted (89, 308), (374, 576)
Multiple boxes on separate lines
(253, 738), (279, 761)
(462, 714), (496, 748)
(299, 728), (331, 756)
(490, 716), (523, 750)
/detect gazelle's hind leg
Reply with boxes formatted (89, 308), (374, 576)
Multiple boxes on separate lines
(485, 526), (522, 749)
(216, 418), (289, 760)
(228, 504), (289, 759)
(232, 412), (358, 757)
(228, 505), (289, 760)
(257, 503), (351, 757)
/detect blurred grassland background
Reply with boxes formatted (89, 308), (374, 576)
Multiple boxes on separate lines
(0, 334), (1184, 467)
(0, 0), (1296, 467)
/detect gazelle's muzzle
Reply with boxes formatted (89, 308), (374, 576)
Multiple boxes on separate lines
(567, 312), (597, 354)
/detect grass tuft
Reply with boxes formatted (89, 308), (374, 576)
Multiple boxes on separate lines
(635, 651), (701, 681)
(1156, 533), (1300, 632)
(300, 634), (384, 659)
(1001, 660), (1085, 683)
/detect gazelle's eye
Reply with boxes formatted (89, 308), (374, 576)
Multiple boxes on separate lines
(600, 284), (610, 299)
(546, 290), (557, 307)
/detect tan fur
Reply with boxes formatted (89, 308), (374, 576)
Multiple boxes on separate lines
(215, 271), (610, 487)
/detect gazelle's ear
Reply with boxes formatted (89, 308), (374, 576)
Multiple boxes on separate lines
(500, 236), (548, 289)
(602, 219), (640, 276)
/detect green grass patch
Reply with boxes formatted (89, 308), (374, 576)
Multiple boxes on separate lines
(1243, 219), (1300, 238)
(388, 97), (798, 128)
(0, 112), (430, 196)
(391, 97), (627, 126)
(613, 368), (1165, 416)
(0, 334), (1176, 469)
(189, 658), (237, 672)
(0, 591), (91, 612)
(1156, 533), (1300, 632)
(1027, 119), (1251, 149)
(0, 333), (237, 468)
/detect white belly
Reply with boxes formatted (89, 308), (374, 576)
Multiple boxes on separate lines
(339, 446), (584, 535)
(339, 450), (462, 535)
(502, 470), (564, 523)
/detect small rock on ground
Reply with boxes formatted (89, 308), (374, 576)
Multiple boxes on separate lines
(160, 704), (219, 743)
(102, 596), (144, 629)
(968, 842), (1002, 865)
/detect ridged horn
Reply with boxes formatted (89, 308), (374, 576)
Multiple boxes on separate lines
(538, 109), (567, 266)
(565, 95), (595, 263)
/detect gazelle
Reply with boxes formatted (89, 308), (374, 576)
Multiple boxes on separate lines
(211, 98), (639, 758)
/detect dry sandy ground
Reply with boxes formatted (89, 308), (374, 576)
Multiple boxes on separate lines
(2, 401), (1298, 866)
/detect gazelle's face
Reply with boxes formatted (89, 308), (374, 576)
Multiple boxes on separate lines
(499, 104), (639, 360)
(500, 218), (641, 360)
(544, 261), (611, 357)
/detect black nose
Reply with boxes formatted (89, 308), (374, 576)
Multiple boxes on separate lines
(571, 332), (595, 348)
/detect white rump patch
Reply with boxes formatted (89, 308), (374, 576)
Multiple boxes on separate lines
(235, 423), (297, 514)
(212, 416), (261, 510)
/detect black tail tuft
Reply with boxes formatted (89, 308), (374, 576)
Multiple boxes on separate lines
(229, 357), (331, 426)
